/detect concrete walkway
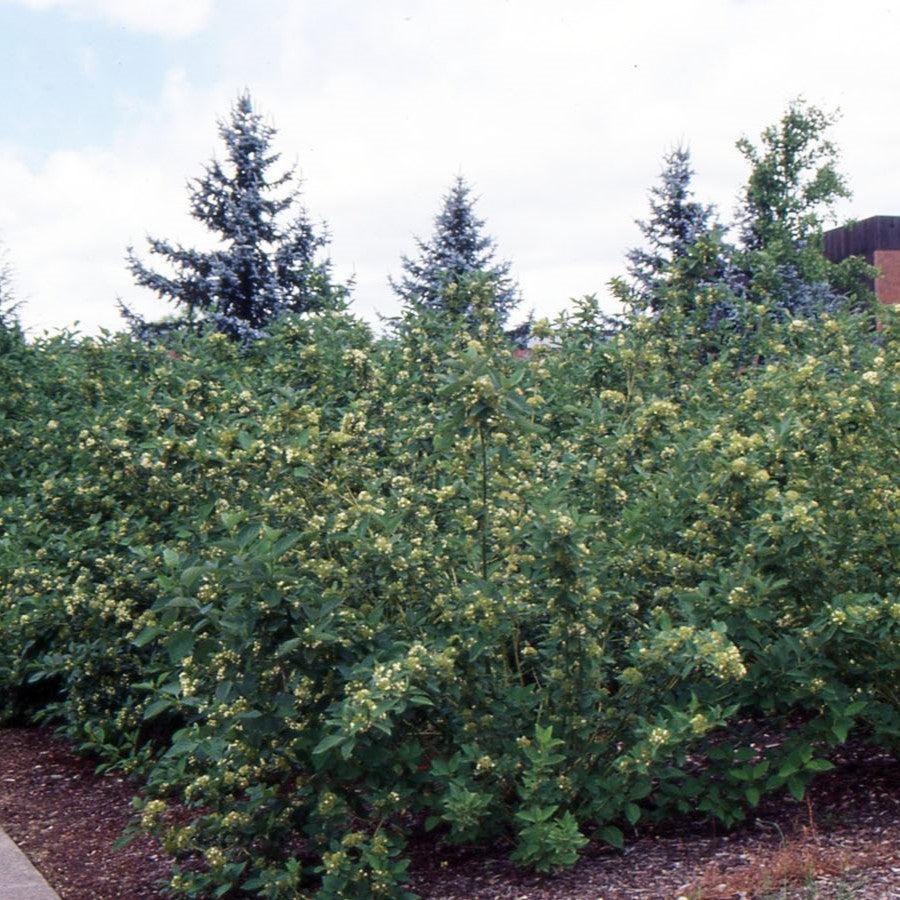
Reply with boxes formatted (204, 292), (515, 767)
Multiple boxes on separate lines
(0, 827), (60, 899)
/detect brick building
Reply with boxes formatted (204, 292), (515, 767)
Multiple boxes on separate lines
(823, 215), (900, 305)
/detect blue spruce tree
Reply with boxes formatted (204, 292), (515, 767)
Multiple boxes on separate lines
(624, 145), (727, 313)
(391, 175), (519, 327)
(124, 92), (345, 341)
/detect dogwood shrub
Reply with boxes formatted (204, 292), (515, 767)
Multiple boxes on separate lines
(0, 291), (896, 898)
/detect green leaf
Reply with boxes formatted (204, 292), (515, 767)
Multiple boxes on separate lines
(162, 548), (180, 568)
(831, 719), (852, 743)
(132, 625), (161, 648)
(143, 698), (173, 720)
(180, 566), (206, 592)
(237, 523), (259, 548)
(272, 531), (301, 557)
(313, 733), (347, 756)
(262, 588), (282, 608)
(745, 786), (761, 807)
(629, 778), (653, 800)
(112, 830), (140, 850)
(165, 629), (194, 664)
(806, 758), (835, 773)
(598, 825), (624, 849)
(430, 759), (451, 777)
(275, 637), (302, 658)
(787, 776), (806, 801)
(624, 803), (641, 826)
(517, 804), (557, 824)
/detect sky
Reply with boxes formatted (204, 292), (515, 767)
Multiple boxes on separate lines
(3, 0), (900, 336)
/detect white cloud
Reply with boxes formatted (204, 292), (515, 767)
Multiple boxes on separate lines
(6, 0), (215, 38)
(0, 70), (221, 333)
(6, 0), (900, 335)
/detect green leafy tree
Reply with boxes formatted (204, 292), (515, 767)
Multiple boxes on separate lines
(735, 99), (874, 317)
(618, 102), (876, 336)
(737, 99), (848, 256)
(2, 100), (896, 900)
(124, 92), (346, 341)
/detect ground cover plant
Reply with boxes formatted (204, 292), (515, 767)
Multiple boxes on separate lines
(0, 281), (896, 897)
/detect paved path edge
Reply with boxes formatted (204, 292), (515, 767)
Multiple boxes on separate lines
(0, 826), (60, 899)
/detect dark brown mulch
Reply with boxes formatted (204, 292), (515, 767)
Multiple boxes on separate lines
(0, 727), (172, 899)
(0, 726), (897, 899)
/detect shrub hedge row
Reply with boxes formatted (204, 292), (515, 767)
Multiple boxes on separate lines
(0, 289), (897, 897)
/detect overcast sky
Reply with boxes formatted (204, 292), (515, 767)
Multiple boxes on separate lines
(2, 0), (900, 336)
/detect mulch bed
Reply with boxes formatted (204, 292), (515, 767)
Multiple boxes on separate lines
(0, 727), (897, 899)
(0, 728), (172, 899)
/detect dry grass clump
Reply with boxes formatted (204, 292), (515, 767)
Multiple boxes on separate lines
(685, 800), (898, 899)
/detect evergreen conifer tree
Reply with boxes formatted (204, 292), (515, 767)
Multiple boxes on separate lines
(124, 92), (345, 341)
(0, 241), (22, 347)
(391, 176), (519, 327)
(625, 145), (725, 312)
